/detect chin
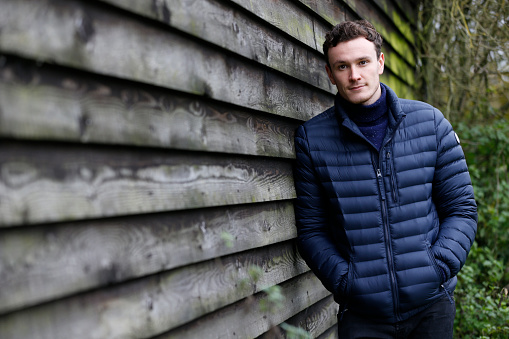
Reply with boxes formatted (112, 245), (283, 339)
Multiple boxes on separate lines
(348, 96), (370, 105)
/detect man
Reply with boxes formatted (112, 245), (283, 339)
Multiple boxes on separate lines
(293, 20), (477, 338)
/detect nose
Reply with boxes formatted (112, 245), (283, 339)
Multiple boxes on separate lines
(349, 66), (361, 81)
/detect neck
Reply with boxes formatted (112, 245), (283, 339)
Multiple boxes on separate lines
(335, 84), (388, 150)
(337, 84), (387, 125)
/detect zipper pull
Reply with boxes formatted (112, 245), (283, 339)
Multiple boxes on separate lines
(377, 169), (382, 178)
(441, 284), (455, 304)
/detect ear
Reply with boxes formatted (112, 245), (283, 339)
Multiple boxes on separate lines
(325, 65), (336, 85)
(378, 53), (385, 75)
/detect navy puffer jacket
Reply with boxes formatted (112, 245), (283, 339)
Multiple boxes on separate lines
(294, 84), (477, 322)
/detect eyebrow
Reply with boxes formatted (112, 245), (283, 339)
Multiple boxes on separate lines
(332, 56), (372, 66)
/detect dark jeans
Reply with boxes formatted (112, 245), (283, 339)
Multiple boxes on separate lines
(337, 295), (456, 339)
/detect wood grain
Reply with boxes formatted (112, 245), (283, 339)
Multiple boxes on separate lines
(282, 295), (338, 338)
(229, 0), (323, 51)
(258, 295), (338, 339)
(97, 0), (335, 94)
(294, 0), (348, 25)
(0, 0), (333, 121)
(0, 201), (297, 314)
(0, 141), (296, 226)
(155, 272), (329, 339)
(317, 326), (339, 339)
(0, 56), (299, 158)
(0, 242), (312, 339)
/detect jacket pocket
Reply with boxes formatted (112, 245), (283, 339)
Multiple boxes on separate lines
(340, 261), (354, 298)
(425, 241), (443, 283)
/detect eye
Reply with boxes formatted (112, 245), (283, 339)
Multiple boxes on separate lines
(337, 65), (347, 70)
(359, 60), (368, 65)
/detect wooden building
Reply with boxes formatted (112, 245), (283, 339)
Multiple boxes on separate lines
(0, 0), (419, 337)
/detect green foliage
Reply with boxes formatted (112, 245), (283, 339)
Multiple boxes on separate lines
(237, 264), (264, 292)
(455, 243), (509, 338)
(247, 264), (264, 283)
(452, 121), (509, 338)
(220, 231), (235, 249)
(259, 279), (313, 337)
(260, 285), (285, 313)
(456, 121), (509, 276)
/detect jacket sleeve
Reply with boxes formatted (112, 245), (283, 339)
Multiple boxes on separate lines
(293, 124), (349, 296)
(431, 109), (478, 281)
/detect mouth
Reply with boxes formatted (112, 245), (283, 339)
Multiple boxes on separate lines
(349, 85), (365, 91)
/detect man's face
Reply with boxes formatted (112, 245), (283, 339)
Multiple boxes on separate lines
(325, 37), (384, 106)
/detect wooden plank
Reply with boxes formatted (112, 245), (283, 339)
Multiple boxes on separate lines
(0, 201), (297, 314)
(0, 56), (299, 158)
(283, 295), (338, 338)
(317, 326), (339, 339)
(380, 49), (417, 89)
(229, 0), (322, 51)
(0, 241), (311, 339)
(155, 272), (329, 339)
(96, 0), (335, 94)
(341, 0), (416, 66)
(0, 141), (296, 227)
(370, 0), (416, 41)
(0, 0), (333, 121)
(381, 69), (417, 100)
(258, 295), (338, 339)
(392, 0), (419, 26)
(295, 0), (347, 25)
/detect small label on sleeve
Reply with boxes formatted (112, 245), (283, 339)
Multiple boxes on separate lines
(454, 132), (461, 144)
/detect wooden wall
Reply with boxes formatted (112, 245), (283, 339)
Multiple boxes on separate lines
(0, 0), (418, 337)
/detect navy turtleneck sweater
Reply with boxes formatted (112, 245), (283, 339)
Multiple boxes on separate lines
(336, 85), (388, 150)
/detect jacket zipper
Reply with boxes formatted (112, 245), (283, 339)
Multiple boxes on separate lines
(372, 152), (400, 321)
(374, 115), (406, 321)
(343, 110), (406, 320)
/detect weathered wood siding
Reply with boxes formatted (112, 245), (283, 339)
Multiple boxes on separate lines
(0, 0), (418, 337)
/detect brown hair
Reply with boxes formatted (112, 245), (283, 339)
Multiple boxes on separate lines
(323, 20), (383, 67)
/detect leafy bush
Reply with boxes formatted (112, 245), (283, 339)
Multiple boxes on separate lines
(456, 121), (509, 277)
(453, 121), (509, 338)
(455, 243), (509, 338)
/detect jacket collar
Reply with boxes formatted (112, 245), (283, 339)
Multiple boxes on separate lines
(334, 83), (406, 143)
